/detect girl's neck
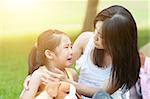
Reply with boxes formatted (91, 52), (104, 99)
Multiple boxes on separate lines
(45, 61), (57, 72)
(45, 61), (65, 72)
(45, 62), (68, 79)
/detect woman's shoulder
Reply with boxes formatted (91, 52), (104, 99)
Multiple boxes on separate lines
(75, 32), (94, 50)
(78, 32), (94, 40)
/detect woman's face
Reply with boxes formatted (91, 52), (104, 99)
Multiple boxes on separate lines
(94, 21), (104, 49)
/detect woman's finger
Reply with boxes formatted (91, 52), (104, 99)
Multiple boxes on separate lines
(23, 75), (31, 90)
(41, 71), (60, 82)
(41, 77), (48, 85)
(42, 68), (64, 79)
(48, 76), (60, 82)
(54, 68), (64, 75)
(38, 66), (66, 81)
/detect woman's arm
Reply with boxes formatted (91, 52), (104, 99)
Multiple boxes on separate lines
(21, 67), (63, 99)
(72, 32), (94, 63)
(67, 79), (120, 97)
(68, 68), (119, 97)
(21, 70), (42, 99)
(66, 79), (100, 97)
(69, 68), (102, 97)
(72, 32), (109, 97)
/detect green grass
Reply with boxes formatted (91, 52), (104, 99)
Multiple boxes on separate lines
(0, 29), (149, 98)
(138, 29), (150, 48)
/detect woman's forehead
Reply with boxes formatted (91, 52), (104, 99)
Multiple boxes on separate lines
(96, 21), (103, 32)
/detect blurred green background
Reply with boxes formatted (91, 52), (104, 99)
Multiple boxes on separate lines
(0, 0), (149, 98)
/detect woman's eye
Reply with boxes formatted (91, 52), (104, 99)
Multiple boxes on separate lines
(99, 35), (102, 38)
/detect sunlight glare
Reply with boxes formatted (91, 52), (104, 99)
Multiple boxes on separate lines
(4, 0), (36, 12)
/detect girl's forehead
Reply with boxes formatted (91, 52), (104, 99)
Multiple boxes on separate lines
(60, 35), (72, 44)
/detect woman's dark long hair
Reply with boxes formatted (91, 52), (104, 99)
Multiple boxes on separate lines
(93, 5), (140, 90)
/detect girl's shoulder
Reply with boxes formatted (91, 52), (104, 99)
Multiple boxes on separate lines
(65, 68), (78, 82)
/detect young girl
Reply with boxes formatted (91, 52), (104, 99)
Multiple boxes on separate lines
(21, 29), (79, 99)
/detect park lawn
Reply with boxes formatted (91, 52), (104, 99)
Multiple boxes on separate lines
(0, 29), (149, 98)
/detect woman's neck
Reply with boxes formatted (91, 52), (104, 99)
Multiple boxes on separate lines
(91, 49), (112, 68)
(102, 53), (112, 68)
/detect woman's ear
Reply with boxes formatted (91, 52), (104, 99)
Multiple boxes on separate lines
(45, 50), (54, 60)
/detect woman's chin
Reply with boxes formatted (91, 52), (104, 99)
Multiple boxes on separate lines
(95, 45), (103, 49)
(94, 41), (104, 49)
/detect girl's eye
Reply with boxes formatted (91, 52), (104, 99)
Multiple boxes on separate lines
(64, 46), (68, 48)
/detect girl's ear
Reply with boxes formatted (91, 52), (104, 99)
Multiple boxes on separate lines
(45, 50), (55, 59)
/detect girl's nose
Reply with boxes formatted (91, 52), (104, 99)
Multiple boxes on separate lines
(69, 48), (73, 55)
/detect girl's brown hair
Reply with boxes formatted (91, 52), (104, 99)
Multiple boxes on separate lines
(28, 29), (66, 75)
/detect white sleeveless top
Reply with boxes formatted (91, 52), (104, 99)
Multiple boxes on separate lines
(76, 32), (129, 99)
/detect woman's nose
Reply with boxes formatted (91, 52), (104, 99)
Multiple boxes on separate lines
(94, 34), (98, 41)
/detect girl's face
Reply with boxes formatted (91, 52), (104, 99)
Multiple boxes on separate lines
(54, 35), (73, 70)
(94, 21), (104, 49)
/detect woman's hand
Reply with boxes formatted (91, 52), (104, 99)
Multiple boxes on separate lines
(23, 75), (31, 90)
(23, 66), (66, 90)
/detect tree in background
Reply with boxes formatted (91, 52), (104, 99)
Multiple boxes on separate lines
(82, 0), (99, 32)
